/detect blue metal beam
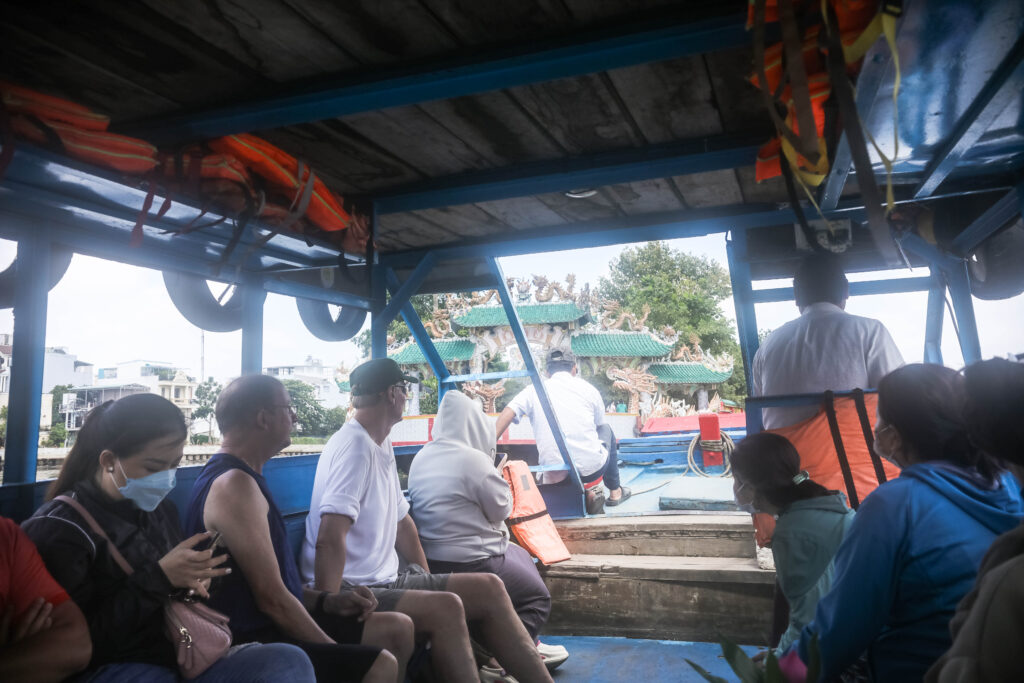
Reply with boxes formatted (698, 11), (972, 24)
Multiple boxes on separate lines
(750, 276), (935, 303)
(486, 256), (585, 509)
(374, 134), (765, 214)
(443, 370), (531, 384)
(124, 14), (750, 143)
(924, 269), (945, 365)
(914, 33), (1024, 199)
(370, 264), (388, 360)
(240, 279), (265, 375)
(950, 184), (1023, 255)
(384, 269), (451, 389)
(944, 264), (983, 365)
(377, 252), (438, 328)
(726, 230), (758, 396)
(382, 201), (868, 268)
(3, 234), (50, 501)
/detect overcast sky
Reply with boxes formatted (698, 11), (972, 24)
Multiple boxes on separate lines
(1, 234), (1021, 385)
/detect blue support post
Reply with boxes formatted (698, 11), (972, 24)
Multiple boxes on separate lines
(370, 269), (388, 360)
(944, 265), (983, 365)
(384, 269), (451, 400)
(240, 279), (265, 375)
(4, 233), (51, 511)
(485, 256), (584, 517)
(750, 276), (933, 303)
(924, 269), (945, 365)
(726, 230), (759, 396)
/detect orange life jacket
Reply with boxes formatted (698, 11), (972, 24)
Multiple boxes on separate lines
(502, 460), (571, 566)
(208, 133), (351, 233)
(0, 81), (109, 131)
(752, 391), (897, 547)
(10, 115), (158, 174)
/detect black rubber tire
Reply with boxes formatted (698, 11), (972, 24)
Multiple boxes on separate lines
(162, 271), (256, 332)
(0, 246), (74, 309)
(296, 298), (367, 341)
(968, 217), (1024, 300)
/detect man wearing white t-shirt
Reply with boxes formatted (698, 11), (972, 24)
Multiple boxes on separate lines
(302, 358), (553, 683)
(753, 253), (904, 430)
(495, 349), (631, 513)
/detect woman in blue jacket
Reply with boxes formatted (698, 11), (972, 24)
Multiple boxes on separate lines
(792, 363), (1023, 682)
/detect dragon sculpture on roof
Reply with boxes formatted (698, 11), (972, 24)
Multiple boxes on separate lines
(607, 365), (658, 414)
(461, 379), (508, 413)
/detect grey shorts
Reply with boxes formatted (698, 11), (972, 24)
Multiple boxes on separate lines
(362, 564), (451, 612)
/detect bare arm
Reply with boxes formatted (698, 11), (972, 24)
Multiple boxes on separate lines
(0, 600), (91, 683)
(495, 407), (517, 440)
(204, 470), (331, 644)
(312, 513), (352, 593)
(395, 514), (429, 571)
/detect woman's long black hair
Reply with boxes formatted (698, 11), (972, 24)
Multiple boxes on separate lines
(730, 432), (835, 510)
(48, 393), (187, 500)
(878, 363), (1003, 480)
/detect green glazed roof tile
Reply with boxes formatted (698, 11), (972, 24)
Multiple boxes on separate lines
(454, 302), (587, 327)
(391, 339), (476, 365)
(648, 362), (733, 384)
(570, 333), (673, 358)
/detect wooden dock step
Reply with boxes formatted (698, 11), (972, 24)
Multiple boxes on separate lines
(542, 553), (774, 644)
(555, 513), (756, 558)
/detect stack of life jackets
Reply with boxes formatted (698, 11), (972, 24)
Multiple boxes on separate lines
(1, 81), (158, 175)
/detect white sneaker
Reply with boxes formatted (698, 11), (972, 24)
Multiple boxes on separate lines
(536, 641), (569, 671)
(479, 665), (519, 682)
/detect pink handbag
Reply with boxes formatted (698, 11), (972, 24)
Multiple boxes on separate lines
(55, 495), (232, 678)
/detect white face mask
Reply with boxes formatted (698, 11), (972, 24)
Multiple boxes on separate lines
(874, 423), (900, 467)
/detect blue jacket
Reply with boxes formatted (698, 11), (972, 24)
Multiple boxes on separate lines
(795, 462), (1024, 682)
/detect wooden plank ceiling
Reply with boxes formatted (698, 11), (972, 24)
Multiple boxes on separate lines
(0, 0), (787, 253)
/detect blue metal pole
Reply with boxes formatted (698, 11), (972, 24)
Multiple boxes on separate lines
(377, 252), (438, 328)
(944, 265), (983, 365)
(726, 230), (759, 396)
(4, 232), (51, 498)
(485, 256), (584, 506)
(384, 269), (451, 396)
(371, 269), (388, 360)
(924, 269), (945, 365)
(240, 279), (265, 375)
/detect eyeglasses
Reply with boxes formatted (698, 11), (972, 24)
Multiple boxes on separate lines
(271, 404), (297, 417)
(392, 382), (410, 395)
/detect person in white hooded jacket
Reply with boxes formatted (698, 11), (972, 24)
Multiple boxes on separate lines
(408, 391), (567, 671)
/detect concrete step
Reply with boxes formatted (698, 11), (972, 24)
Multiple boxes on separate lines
(555, 513), (756, 558)
(542, 554), (775, 645)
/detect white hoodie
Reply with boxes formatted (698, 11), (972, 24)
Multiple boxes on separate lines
(408, 391), (513, 563)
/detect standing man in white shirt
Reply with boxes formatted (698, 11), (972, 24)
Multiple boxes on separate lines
(753, 253), (905, 430)
(495, 349), (631, 513)
(301, 358), (553, 683)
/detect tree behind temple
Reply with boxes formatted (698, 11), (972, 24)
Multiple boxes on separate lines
(598, 241), (747, 403)
(282, 379), (326, 436)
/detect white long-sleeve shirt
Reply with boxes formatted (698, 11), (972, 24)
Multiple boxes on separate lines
(753, 302), (904, 429)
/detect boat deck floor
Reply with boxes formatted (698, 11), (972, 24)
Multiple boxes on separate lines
(594, 464), (737, 516)
(543, 635), (756, 681)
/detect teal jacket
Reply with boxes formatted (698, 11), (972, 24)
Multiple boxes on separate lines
(772, 493), (855, 654)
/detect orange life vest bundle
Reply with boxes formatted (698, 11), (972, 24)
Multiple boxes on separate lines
(502, 460), (571, 566)
(1, 81), (158, 175)
(209, 133), (352, 233)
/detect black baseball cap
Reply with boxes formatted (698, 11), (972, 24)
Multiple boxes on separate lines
(547, 348), (577, 365)
(349, 358), (418, 396)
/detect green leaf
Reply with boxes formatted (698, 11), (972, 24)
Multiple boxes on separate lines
(684, 659), (730, 683)
(721, 639), (763, 683)
(764, 650), (785, 683)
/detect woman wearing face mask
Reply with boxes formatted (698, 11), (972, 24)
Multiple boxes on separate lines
(730, 432), (855, 658)
(788, 364), (1024, 682)
(22, 393), (315, 682)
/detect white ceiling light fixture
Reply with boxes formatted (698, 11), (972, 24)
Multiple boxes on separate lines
(564, 188), (598, 199)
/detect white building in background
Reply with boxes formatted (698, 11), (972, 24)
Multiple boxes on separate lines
(265, 356), (348, 409)
(0, 336), (90, 439)
(95, 360), (197, 421)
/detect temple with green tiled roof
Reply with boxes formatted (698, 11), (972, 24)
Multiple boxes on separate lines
(389, 275), (734, 418)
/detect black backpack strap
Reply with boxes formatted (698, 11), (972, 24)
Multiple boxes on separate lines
(824, 391), (860, 509)
(852, 388), (888, 485)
